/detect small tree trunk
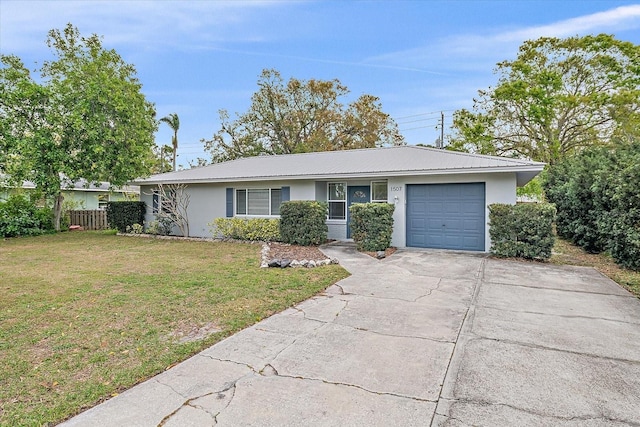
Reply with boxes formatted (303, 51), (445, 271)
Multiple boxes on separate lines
(53, 192), (65, 231)
(172, 140), (177, 171)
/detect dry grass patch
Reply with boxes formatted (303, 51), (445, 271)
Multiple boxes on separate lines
(551, 238), (640, 298)
(0, 232), (349, 426)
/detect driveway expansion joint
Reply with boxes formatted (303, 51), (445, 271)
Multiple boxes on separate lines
(432, 258), (486, 423)
(489, 280), (636, 298)
(444, 398), (640, 426)
(467, 335), (640, 365)
(475, 304), (640, 325)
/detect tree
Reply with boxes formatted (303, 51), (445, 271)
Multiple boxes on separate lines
(448, 34), (640, 164)
(203, 69), (404, 162)
(0, 24), (157, 230)
(147, 183), (190, 237)
(159, 113), (179, 171)
(150, 144), (174, 174)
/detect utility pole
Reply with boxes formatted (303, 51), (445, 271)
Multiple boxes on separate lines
(440, 111), (444, 149)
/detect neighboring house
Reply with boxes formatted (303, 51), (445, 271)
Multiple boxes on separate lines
(0, 179), (140, 210)
(133, 146), (544, 252)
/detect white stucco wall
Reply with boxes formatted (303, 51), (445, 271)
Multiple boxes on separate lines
(186, 184), (227, 237)
(388, 172), (517, 251)
(141, 180), (317, 238)
(141, 173), (517, 247)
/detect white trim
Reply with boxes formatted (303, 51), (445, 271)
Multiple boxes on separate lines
(327, 182), (347, 220)
(371, 180), (388, 203)
(235, 187), (282, 217)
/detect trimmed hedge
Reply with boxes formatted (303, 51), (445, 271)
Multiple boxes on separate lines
(210, 217), (280, 242)
(349, 203), (395, 252)
(544, 142), (640, 270)
(489, 203), (556, 260)
(279, 201), (328, 246)
(106, 201), (146, 233)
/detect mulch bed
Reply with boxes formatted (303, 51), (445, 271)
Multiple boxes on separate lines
(267, 242), (397, 261)
(267, 242), (329, 261)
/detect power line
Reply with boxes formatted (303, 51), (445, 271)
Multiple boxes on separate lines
(399, 124), (439, 131)
(394, 109), (457, 120)
(396, 117), (441, 125)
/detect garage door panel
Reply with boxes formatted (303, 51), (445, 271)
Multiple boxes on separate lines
(406, 183), (485, 251)
(463, 219), (482, 231)
(444, 202), (461, 214)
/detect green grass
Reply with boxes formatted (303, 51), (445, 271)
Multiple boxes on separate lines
(0, 232), (349, 426)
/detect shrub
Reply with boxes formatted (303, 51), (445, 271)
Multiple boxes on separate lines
(35, 207), (55, 231)
(489, 203), (556, 260)
(210, 217), (280, 242)
(349, 203), (395, 252)
(126, 223), (144, 234)
(279, 201), (328, 246)
(106, 201), (146, 233)
(0, 194), (47, 237)
(544, 141), (640, 270)
(544, 149), (608, 252)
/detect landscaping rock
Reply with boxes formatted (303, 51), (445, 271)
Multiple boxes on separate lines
(268, 259), (281, 268)
(280, 259), (291, 268)
(376, 251), (386, 259)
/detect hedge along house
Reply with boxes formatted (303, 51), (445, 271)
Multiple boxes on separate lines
(133, 146), (544, 252)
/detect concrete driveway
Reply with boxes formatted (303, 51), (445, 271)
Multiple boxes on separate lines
(61, 243), (640, 426)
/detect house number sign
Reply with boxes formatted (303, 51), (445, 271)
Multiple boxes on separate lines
(390, 186), (402, 192)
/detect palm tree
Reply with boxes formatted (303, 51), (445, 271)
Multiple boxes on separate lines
(159, 113), (180, 171)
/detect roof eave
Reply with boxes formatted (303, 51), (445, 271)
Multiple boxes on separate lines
(133, 165), (545, 186)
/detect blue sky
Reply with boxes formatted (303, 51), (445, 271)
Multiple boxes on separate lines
(2, 1), (640, 168)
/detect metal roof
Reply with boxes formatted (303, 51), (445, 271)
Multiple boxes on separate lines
(1, 176), (139, 193)
(133, 146), (545, 186)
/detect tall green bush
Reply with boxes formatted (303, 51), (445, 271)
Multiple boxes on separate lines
(0, 194), (52, 237)
(106, 201), (146, 233)
(210, 217), (280, 242)
(544, 149), (608, 253)
(544, 141), (640, 270)
(489, 203), (556, 260)
(349, 203), (395, 251)
(279, 201), (328, 246)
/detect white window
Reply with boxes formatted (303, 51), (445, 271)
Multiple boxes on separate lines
(327, 182), (346, 220)
(371, 181), (388, 203)
(236, 188), (282, 216)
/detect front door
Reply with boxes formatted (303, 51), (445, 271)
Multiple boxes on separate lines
(347, 186), (370, 238)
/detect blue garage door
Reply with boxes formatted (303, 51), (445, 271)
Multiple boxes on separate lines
(406, 183), (486, 251)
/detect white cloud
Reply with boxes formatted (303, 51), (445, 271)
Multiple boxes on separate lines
(504, 4), (640, 41)
(0, 0), (289, 54)
(367, 4), (640, 72)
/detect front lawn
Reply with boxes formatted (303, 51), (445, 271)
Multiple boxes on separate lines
(0, 232), (349, 426)
(551, 237), (640, 298)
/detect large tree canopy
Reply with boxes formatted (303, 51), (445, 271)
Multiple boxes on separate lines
(0, 24), (157, 229)
(448, 34), (640, 164)
(203, 69), (404, 163)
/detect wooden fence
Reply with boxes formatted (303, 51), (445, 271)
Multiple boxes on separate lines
(68, 210), (109, 230)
